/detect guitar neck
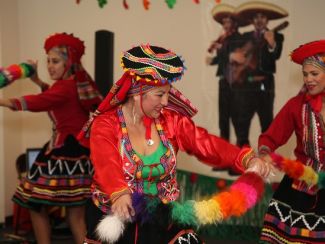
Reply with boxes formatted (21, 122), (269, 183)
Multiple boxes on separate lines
(272, 20), (289, 32)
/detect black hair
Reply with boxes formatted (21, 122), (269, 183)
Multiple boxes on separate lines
(15, 153), (27, 179)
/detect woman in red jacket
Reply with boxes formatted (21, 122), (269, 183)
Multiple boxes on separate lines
(0, 33), (102, 244)
(258, 40), (325, 243)
(81, 44), (272, 244)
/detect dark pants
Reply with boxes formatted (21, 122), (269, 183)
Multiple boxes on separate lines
(231, 78), (274, 147)
(218, 78), (232, 140)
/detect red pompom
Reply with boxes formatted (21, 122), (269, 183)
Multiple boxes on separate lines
(216, 179), (227, 190)
(189, 173), (198, 184)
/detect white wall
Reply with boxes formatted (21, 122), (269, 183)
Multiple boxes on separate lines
(0, 4), (4, 224)
(0, 0), (24, 219)
(1, 0), (325, 219)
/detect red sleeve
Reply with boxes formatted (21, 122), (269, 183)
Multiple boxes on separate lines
(166, 111), (244, 173)
(258, 97), (298, 153)
(11, 80), (73, 112)
(90, 112), (128, 198)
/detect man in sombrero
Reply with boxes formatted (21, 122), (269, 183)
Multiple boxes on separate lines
(206, 3), (248, 142)
(229, 1), (288, 147)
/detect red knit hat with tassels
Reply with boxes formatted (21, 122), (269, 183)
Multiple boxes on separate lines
(44, 33), (85, 62)
(291, 40), (325, 65)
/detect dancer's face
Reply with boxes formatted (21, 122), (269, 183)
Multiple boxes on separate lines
(139, 85), (171, 119)
(47, 48), (69, 80)
(303, 64), (325, 95)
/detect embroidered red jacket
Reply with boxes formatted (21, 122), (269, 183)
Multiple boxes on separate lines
(90, 107), (245, 203)
(10, 79), (89, 148)
(259, 93), (325, 194)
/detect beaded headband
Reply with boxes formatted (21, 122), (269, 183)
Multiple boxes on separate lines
(121, 44), (185, 86)
(303, 55), (325, 72)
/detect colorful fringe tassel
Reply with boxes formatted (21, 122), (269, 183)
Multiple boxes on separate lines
(96, 172), (264, 243)
(0, 63), (35, 89)
(270, 153), (325, 189)
(171, 172), (264, 226)
(129, 172), (264, 227)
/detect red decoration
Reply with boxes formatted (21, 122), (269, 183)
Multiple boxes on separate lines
(193, 0), (200, 3)
(215, 0), (221, 3)
(189, 173), (198, 184)
(123, 0), (129, 9)
(143, 0), (150, 10)
(216, 179), (227, 190)
(271, 182), (280, 191)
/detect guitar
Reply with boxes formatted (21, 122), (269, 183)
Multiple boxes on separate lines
(226, 21), (289, 85)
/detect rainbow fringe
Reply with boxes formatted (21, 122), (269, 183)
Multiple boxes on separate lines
(130, 172), (264, 227)
(270, 153), (325, 189)
(170, 172), (264, 226)
(0, 63), (35, 89)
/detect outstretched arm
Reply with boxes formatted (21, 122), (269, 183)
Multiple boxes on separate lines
(0, 98), (15, 110)
(165, 111), (271, 175)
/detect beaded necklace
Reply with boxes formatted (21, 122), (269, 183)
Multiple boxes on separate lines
(117, 106), (176, 183)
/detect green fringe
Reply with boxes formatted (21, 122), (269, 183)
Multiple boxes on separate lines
(145, 196), (161, 215)
(170, 200), (197, 227)
(165, 0), (176, 9)
(318, 172), (325, 189)
(176, 170), (274, 241)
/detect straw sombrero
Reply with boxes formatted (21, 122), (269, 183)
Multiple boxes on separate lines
(211, 3), (249, 27)
(236, 1), (288, 21)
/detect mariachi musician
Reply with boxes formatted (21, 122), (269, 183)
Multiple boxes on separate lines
(206, 3), (248, 142)
(229, 1), (288, 147)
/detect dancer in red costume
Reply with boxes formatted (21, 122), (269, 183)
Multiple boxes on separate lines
(0, 33), (102, 244)
(258, 40), (325, 243)
(80, 44), (273, 244)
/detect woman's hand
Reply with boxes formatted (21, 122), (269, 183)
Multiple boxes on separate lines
(26, 59), (46, 88)
(111, 194), (135, 221)
(245, 156), (275, 181)
(205, 56), (213, 65)
(0, 98), (14, 109)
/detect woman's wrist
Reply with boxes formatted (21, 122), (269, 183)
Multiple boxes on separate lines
(0, 98), (15, 110)
(30, 77), (42, 85)
(31, 78), (48, 90)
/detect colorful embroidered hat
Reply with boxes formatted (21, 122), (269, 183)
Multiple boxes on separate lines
(78, 44), (197, 147)
(236, 1), (288, 21)
(291, 40), (325, 65)
(211, 3), (249, 27)
(44, 33), (85, 62)
(121, 44), (185, 86)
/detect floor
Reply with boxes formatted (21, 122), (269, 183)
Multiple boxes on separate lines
(0, 222), (257, 244)
(0, 220), (72, 244)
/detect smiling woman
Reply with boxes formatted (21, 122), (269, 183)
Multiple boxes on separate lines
(79, 44), (274, 244)
(257, 40), (325, 244)
(0, 32), (102, 244)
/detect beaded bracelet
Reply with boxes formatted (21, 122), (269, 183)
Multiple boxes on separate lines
(235, 147), (256, 169)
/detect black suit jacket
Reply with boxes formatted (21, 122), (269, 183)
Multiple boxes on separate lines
(242, 31), (284, 75)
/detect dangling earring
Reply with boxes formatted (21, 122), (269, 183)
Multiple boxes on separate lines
(132, 105), (137, 125)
